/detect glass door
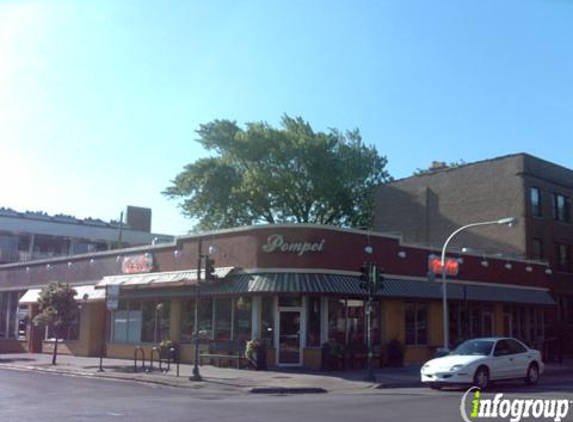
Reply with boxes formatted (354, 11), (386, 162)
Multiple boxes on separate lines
(278, 310), (302, 366)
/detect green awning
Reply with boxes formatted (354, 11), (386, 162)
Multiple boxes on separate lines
(114, 272), (555, 306)
(201, 273), (555, 305)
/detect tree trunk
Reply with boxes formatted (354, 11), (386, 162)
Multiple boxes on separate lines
(52, 336), (58, 365)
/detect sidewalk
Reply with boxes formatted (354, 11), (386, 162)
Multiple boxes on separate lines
(1, 353), (571, 395)
(0, 352), (421, 394)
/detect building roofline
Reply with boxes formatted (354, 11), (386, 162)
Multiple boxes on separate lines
(385, 152), (573, 185)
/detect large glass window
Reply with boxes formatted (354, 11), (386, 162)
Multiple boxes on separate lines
(214, 297), (232, 341)
(197, 297), (213, 340)
(405, 302), (428, 345)
(0, 290), (26, 339)
(180, 300), (195, 344)
(531, 187), (542, 217)
(532, 238), (544, 260)
(552, 193), (570, 222)
(347, 299), (365, 345)
(111, 300), (169, 343)
(328, 298), (346, 344)
(112, 300), (142, 343)
(233, 297), (252, 342)
(556, 243), (572, 272)
(306, 297), (321, 347)
(261, 297), (274, 346)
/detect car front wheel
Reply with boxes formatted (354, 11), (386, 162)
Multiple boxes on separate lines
(473, 366), (490, 390)
(429, 383), (443, 390)
(525, 363), (539, 386)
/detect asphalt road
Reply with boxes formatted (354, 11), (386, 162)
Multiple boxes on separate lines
(1, 369), (572, 422)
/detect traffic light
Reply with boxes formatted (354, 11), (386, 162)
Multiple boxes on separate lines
(204, 258), (216, 281)
(359, 262), (371, 291)
(375, 266), (385, 292)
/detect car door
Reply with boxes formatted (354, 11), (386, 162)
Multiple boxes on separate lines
(490, 339), (515, 380)
(506, 339), (531, 378)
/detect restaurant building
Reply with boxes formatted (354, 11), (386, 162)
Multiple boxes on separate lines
(0, 225), (555, 369)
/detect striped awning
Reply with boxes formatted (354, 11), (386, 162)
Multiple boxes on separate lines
(199, 273), (555, 305)
(19, 284), (105, 304)
(96, 267), (235, 289)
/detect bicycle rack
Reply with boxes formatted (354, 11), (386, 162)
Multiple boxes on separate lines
(159, 351), (171, 374)
(134, 346), (146, 373)
(147, 347), (160, 373)
(171, 348), (180, 377)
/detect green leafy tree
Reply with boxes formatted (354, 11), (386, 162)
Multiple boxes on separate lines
(413, 160), (466, 176)
(33, 282), (79, 365)
(164, 115), (391, 230)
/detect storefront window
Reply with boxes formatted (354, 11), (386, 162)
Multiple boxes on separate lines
(347, 299), (365, 345)
(261, 297), (274, 346)
(214, 298), (232, 341)
(198, 297), (213, 340)
(405, 302), (428, 345)
(0, 292), (6, 338)
(141, 301), (156, 342)
(112, 300), (142, 343)
(233, 297), (252, 342)
(180, 300), (195, 344)
(306, 297), (321, 347)
(328, 298), (346, 344)
(46, 313), (80, 341)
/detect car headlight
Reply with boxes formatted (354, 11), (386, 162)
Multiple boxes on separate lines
(450, 364), (464, 372)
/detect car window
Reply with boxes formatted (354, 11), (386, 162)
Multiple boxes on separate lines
(494, 340), (511, 356)
(452, 340), (494, 356)
(507, 339), (528, 354)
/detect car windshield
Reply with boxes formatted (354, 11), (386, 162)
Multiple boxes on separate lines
(451, 340), (494, 356)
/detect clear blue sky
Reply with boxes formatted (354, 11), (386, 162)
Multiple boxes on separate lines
(1, 0), (572, 235)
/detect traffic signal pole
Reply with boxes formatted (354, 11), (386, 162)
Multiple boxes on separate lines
(364, 264), (376, 382)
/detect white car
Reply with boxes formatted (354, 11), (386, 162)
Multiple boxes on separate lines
(420, 337), (544, 390)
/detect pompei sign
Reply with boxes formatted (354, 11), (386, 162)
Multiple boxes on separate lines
(261, 234), (325, 256)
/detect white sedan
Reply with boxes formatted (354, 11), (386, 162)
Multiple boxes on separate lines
(420, 337), (544, 390)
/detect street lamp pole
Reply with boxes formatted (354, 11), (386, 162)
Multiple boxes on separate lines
(441, 217), (516, 351)
(190, 239), (204, 381)
(190, 241), (217, 382)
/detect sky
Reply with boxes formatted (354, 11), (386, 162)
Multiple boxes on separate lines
(1, 0), (572, 235)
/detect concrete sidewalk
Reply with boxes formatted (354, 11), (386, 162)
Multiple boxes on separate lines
(1, 353), (571, 395)
(0, 352), (422, 394)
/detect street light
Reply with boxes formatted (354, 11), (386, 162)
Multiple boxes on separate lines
(440, 217), (516, 351)
(189, 242), (217, 382)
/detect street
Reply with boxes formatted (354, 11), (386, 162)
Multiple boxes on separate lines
(1, 369), (572, 422)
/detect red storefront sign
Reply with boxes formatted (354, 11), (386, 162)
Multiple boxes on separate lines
(122, 254), (153, 274)
(428, 256), (459, 276)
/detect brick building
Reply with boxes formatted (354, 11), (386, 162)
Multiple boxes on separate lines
(374, 153), (573, 323)
(0, 225), (554, 368)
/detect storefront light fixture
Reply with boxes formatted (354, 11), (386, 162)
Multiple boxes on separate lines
(545, 268), (553, 275)
(481, 260), (489, 267)
(504, 262), (513, 270)
(398, 251), (407, 258)
(67, 261), (73, 268)
(526, 265), (533, 272)
(440, 216), (516, 351)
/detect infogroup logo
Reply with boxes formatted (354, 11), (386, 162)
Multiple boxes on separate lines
(460, 387), (570, 422)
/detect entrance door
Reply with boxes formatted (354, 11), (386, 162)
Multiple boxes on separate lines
(278, 310), (302, 366)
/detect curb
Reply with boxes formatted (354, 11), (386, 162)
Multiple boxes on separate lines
(0, 364), (202, 390)
(250, 387), (327, 394)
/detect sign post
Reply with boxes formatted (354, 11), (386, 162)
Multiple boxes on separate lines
(98, 284), (120, 372)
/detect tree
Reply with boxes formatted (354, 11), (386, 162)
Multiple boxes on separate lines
(33, 282), (79, 365)
(164, 115), (391, 230)
(413, 160), (466, 176)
